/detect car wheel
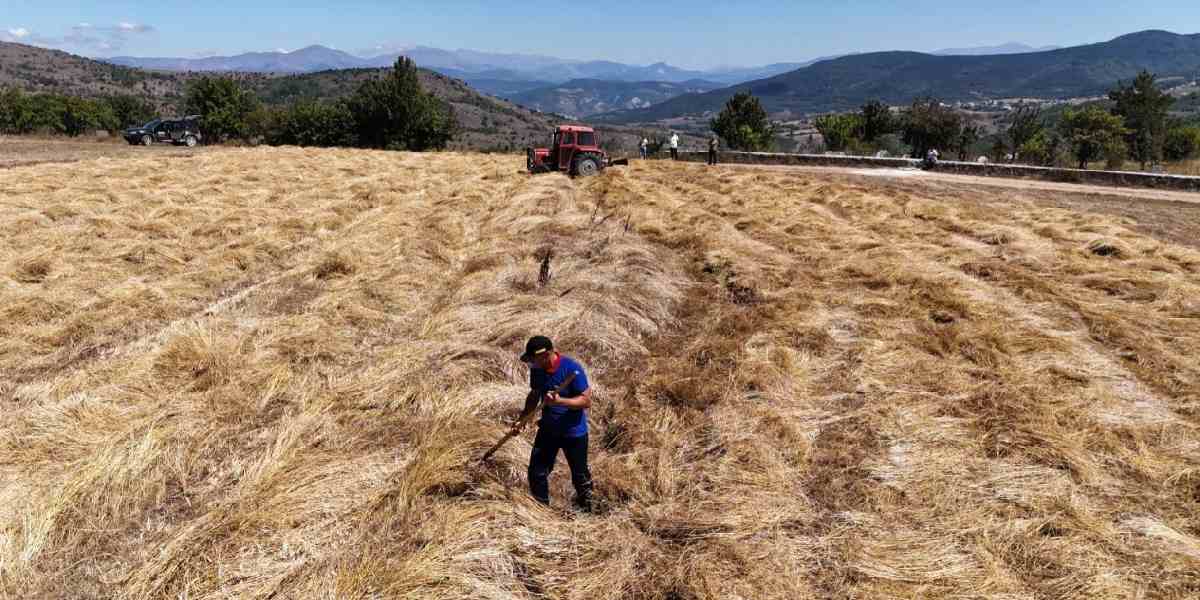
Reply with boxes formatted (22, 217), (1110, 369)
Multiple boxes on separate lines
(185, 136), (198, 148)
(574, 155), (599, 177)
(141, 134), (153, 146)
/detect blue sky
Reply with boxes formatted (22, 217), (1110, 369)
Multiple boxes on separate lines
(2, 1), (1197, 69)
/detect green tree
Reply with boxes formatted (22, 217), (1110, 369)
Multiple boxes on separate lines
(185, 76), (261, 143)
(265, 100), (358, 147)
(1059, 106), (1129, 170)
(1017, 130), (1061, 166)
(60, 97), (117, 136)
(858, 100), (894, 142)
(709, 91), (775, 151)
(1163, 126), (1200, 161)
(105, 95), (157, 129)
(1109, 71), (1174, 169)
(0, 87), (33, 133)
(345, 57), (456, 151)
(901, 97), (962, 158)
(989, 136), (1007, 163)
(1007, 104), (1043, 163)
(813, 113), (863, 152)
(956, 124), (980, 161)
(22, 93), (68, 134)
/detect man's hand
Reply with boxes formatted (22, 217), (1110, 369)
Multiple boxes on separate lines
(541, 390), (561, 407)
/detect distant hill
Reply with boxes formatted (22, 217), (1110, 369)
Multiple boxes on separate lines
(932, 42), (1060, 56)
(507, 78), (724, 117)
(596, 30), (1200, 123)
(109, 45), (367, 73)
(1, 41), (663, 152)
(106, 45), (811, 87)
(0, 41), (196, 109)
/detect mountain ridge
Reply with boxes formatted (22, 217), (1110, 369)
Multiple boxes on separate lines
(595, 30), (1200, 122)
(106, 46), (810, 85)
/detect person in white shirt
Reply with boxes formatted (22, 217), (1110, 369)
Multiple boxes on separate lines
(669, 133), (680, 160)
(640, 137), (648, 159)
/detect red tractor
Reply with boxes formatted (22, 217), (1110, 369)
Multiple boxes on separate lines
(527, 125), (628, 176)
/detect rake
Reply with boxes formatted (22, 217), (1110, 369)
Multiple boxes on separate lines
(480, 371), (578, 462)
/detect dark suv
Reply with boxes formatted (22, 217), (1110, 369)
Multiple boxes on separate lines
(123, 116), (203, 147)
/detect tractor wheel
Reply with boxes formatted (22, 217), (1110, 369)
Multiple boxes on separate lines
(184, 135), (198, 148)
(141, 134), (153, 146)
(573, 154), (600, 177)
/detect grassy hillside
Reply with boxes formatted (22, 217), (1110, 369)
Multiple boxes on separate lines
(507, 78), (722, 117)
(2, 149), (1199, 598)
(0, 41), (658, 151)
(599, 30), (1200, 122)
(0, 42), (202, 110)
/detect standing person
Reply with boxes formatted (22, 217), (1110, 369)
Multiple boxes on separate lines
(514, 335), (593, 511)
(669, 132), (680, 160)
(707, 134), (719, 165)
(640, 137), (648, 159)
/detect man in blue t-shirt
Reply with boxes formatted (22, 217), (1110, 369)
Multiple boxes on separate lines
(514, 335), (593, 511)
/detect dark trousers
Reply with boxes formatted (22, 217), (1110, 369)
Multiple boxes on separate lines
(708, 149), (718, 165)
(670, 148), (678, 160)
(528, 428), (593, 509)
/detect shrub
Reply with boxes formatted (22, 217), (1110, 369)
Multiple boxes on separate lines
(814, 113), (863, 153)
(1163, 126), (1200, 161)
(265, 100), (358, 148)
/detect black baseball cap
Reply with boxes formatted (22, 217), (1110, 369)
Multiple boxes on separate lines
(520, 335), (553, 363)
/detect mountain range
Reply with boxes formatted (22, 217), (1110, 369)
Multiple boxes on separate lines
(107, 45), (805, 86)
(595, 30), (1200, 122)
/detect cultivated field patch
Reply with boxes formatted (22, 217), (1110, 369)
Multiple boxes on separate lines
(1, 149), (1198, 599)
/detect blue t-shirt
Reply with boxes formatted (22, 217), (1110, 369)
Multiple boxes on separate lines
(530, 355), (590, 438)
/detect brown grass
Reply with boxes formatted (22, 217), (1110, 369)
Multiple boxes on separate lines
(1, 148), (1199, 599)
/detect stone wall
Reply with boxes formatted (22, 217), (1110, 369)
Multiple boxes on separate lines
(668, 151), (1200, 193)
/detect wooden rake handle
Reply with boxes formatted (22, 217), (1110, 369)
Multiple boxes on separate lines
(480, 371), (578, 462)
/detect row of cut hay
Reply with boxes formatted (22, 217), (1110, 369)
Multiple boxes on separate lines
(611, 160), (1200, 598)
(1, 148), (691, 599)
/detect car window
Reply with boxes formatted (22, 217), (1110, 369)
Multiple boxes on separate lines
(562, 132), (575, 145)
(578, 132), (596, 146)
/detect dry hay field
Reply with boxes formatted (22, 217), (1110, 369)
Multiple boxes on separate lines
(2, 147), (1200, 599)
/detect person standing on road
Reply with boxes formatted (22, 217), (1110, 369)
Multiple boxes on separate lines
(669, 132), (680, 160)
(640, 137), (649, 159)
(708, 134), (719, 165)
(514, 335), (594, 512)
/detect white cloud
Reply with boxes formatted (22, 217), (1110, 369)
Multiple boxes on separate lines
(8, 27), (30, 38)
(57, 21), (155, 53)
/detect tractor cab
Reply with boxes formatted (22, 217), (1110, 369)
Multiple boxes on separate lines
(528, 125), (625, 176)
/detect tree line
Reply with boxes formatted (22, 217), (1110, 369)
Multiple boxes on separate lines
(0, 58), (457, 152)
(812, 71), (1200, 169)
(0, 88), (157, 136)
